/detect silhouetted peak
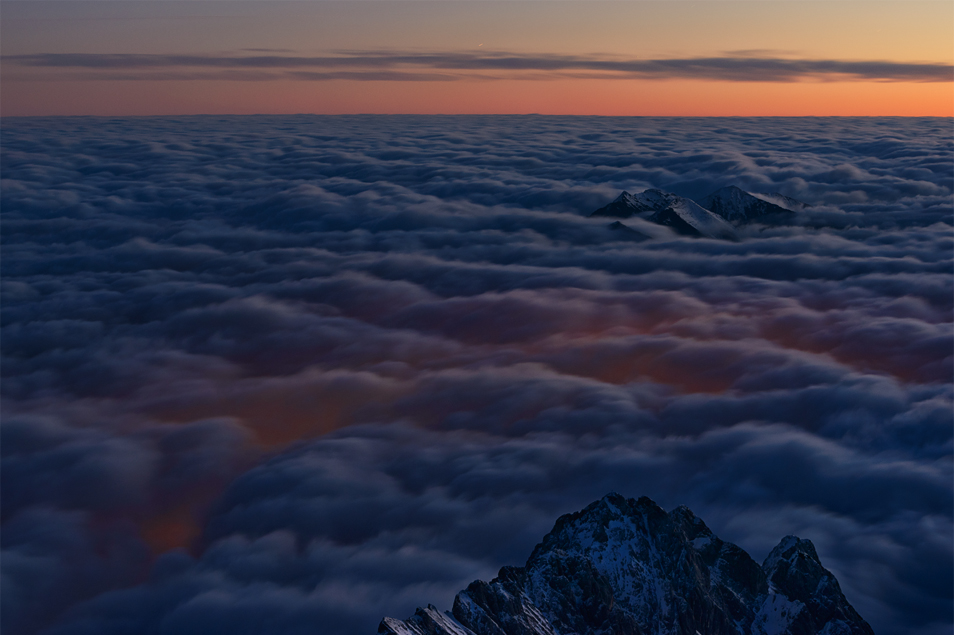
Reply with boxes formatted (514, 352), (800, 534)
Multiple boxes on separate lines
(380, 495), (873, 635)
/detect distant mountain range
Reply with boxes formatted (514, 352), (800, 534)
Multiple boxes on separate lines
(379, 494), (872, 635)
(591, 186), (806, 239)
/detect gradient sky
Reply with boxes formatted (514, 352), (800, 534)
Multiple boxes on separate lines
(2, 0), (952, 116)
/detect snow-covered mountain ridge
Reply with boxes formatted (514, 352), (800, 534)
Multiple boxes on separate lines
(379, 494), (873, 635)
(701, 186), (803, 223)
(590, 186), (803, 239)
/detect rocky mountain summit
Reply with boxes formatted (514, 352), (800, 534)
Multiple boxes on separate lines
(591, 187), (804, 239)
(700, 186), (801, 223)
(590, 189), (685, 218)
(379, 494), (873, 635)
(591, 189), (737, 240)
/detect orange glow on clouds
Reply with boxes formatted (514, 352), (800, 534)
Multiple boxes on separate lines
(141, 507), (202, 555)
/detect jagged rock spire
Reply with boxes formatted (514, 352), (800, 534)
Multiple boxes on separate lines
(380, 494), (872, 635)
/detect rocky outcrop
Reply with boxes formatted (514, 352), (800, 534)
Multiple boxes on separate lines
(379, 494), (873, 635)
(590, 190), (680, 218)
(591, 190), (737, 240)
(590, 187), (806, 239)
(700, 186), (798, 223)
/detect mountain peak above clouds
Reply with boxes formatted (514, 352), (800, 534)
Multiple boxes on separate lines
(591, 187), (806, 239)
(760, 536), (873, 634)
(591, 189), (737, 240)
(591, 189), (680, 218)
(379, 493), (873, 635)
(648, 197), (738, 240)
(607, 220), (655, 240)
(748, 191), (809, 212)
(701, 186), (800, 223)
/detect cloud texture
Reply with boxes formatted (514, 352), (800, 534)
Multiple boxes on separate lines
(1, 115), (952, 635)
(8, 51), (953, 82)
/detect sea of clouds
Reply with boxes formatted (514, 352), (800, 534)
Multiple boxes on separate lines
(2, 115), (951, 635)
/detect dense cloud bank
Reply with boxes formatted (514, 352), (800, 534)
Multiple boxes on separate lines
(2, 116), (951, 635)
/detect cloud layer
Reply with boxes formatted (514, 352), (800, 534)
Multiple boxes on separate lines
(8, 51), (953, 82)
(1, 115), (952, 635)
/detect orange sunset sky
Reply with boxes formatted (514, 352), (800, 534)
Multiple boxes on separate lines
(2, 0), (952, 117)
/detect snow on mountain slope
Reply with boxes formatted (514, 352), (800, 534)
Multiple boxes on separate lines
(589, 189), (680, 218)
(701, 186), (800, 223)
(761, 537), (872, 635)
(379, 494), (873, 635)
(380, 605), (477, 635)
(749, 192), (809, 212)
(591, 190), (738, 240)
(649, 198), (738, 240)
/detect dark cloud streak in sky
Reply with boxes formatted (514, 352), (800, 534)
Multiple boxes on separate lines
(7, 51), (953, 82)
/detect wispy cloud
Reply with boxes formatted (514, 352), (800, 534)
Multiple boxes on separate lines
(7, 50), (952, 82)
